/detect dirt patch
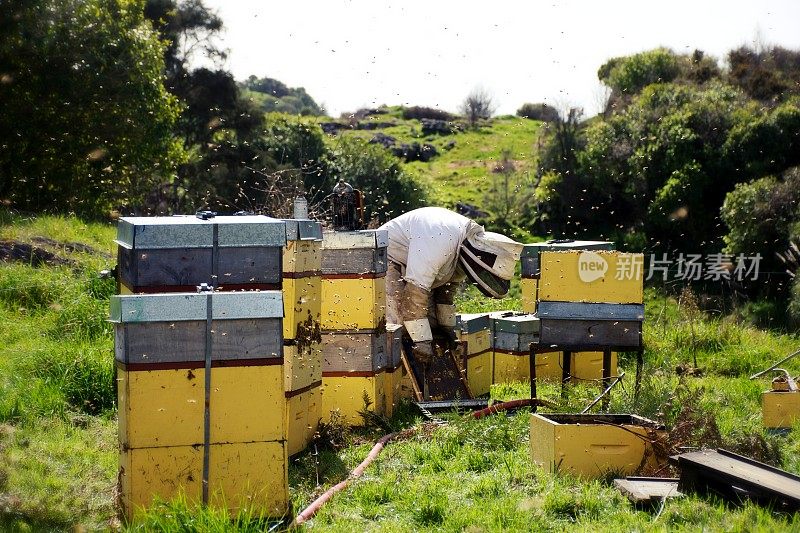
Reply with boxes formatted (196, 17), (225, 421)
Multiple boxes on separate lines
(0, 241), (72, 267)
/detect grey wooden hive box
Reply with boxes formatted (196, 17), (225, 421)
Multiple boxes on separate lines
(493, 314), (541, 353)
(535, 301), (644, 348)
(116, 215), (286, 291)
(111, 291), (284, 367)
(322, 330), (388, 373)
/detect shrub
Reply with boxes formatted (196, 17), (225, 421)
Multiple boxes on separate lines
(401, 106), (454, 121)
(516, 102), (559, 122)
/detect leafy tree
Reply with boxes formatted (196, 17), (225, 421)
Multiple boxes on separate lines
(0, 0), (183, 217)
(728, 45), (800, 102)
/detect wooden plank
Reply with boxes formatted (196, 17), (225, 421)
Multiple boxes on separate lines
(539, 319), (641, 348)
(672, 449), (800, 510)
(613, 477), (682, 504)
(116, 319), (283, 365)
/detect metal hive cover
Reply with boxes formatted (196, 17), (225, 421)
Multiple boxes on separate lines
(110, 291), (284, 323)
(283, 219), (323, 241)
(116, 215), (287, 249)
(494, 314), (541, 334)
(537, 301), (645, 321)
(455, 313), (491, 334)
(520, 240), (615, 258)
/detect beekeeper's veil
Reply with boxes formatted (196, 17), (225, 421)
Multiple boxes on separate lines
(459, 231), (523, 298)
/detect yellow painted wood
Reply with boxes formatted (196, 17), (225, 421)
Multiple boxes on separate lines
(283, 277), (322, 341)
(321, 372), (386, 425)
(384, 366), (407, 418)
(459, 330), (491, 356)
(286, 386), (321, 457)
(118, 367), (203, 448)
(321, 277), (386, 330)
(521, 278), (538, 313)
(530, 414), (664, 478)
(210, 365), (285, 443)
(572, 351), (619, 382)
(283, 240), (321, 273)
(763, 391), (800, 428)
(119, 365), (286, 449)
(493, 352), (530, 384)
(466, 351), (493, 397)
(284, 344), (322, 392)
(539, 251), (644, 304)
(121, 441), (289, 520)
(119, 283), (133, 295)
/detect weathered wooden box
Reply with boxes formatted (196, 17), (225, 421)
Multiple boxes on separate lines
(763, 390), (800, 429)
(538, 250), (643, 304)
(282, 218), (323, 343)
(116, 215), (286, 292)
(536, 301), (643, 349)
(530, 413), (665, 478)
(384, 324), (404, 416)
(322, 330), (388, 373)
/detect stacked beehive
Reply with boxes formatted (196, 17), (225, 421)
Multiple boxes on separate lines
(491, 313), (542, 384)
(537, 250), (644, 355)
(113, 215), (289, 519)
(522, 241), (622, 381)
(320, 230), (389, 424)
(281, 219), (323, 456)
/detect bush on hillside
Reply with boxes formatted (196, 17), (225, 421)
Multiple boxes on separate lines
(402, 106), (455, 121)
(516, 102), (559, 122)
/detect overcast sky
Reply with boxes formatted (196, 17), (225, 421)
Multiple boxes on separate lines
(198, 0), (800, 117)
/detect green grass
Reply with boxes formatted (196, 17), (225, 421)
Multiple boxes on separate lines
(4, 203), (800, 530)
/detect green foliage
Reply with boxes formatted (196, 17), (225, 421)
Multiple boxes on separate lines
(516, 102), (560, 122)
(728, 45), (800, 101)
(599, 48), (682, 94)
(0, 0), (184, 218)
(243, 76), (325, 116)
(322, 136), (427, 223)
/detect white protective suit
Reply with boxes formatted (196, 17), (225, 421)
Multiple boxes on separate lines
(380, 207), (521, 346)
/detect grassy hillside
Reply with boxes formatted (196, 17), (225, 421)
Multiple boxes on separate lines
(318, 108), (544, 214)
(2, 203), (800, 530)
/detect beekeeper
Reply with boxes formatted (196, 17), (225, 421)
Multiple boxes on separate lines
(379, 207), (523, 363)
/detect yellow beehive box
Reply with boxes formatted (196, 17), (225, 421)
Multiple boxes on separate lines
(539, 251), (644, 304)
(521, 277), (538, 313)
(467, 351), (493, 396)
(493, 352), (530, 384)
(284, 344), (323, 393)
(321, 371), (387, 425)
(572, 351), (619, 382)
(530, 413), (665, 478)
(118, 363), (285, 449)
(285, 384), (321, 456)
(321, 277), (386, 330)
(120, 440), (288, 520)
(763, 390), (800, 429)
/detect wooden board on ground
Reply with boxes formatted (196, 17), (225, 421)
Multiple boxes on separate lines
(613, 477), (682, 505)
(671, 448), (800, 511)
